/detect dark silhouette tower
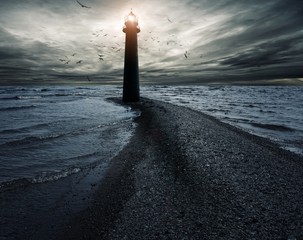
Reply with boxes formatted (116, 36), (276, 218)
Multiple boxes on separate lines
(123, 11), (140, 102)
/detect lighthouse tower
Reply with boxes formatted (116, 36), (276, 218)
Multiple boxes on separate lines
(122, 11), (140, 102)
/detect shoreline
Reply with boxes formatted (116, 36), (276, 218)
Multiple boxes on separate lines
(61, 98), (303, 239)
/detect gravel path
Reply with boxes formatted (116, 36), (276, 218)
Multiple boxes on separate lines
(62, 98), (303, 240)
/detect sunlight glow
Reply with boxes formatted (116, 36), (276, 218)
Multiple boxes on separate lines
(127, 14), (136, 22)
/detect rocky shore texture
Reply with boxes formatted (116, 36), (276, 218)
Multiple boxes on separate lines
(62, 98), (303, 239)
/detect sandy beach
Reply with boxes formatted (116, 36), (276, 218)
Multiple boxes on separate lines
(57, 98), (303, 239)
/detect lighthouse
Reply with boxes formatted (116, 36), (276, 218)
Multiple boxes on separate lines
(122, 10), (140, 102)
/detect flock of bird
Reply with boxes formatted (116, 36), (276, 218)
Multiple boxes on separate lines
(58, 0), (192, 81)
(58, 51), (104, 66)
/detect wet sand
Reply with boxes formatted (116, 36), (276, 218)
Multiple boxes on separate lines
(60, 97), (303, 239)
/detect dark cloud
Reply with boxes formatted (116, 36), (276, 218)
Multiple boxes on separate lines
(220, 34), (303, 68)
(0, 0), (302, 85)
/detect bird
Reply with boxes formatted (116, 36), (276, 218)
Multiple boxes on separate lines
(59, 59), (66, 62)
(65, 60), (71, 64)
(76, 0), (91, 8)
(76, 60), (82, 64)
(184, 51), (188, 58)
(167, 40), (177, 46)
(98, 54), (104, 61)
(72, 53), (77, 56)
(167, 18), (172, 23)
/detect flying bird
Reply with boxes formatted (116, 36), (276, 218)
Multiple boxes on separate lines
(76, 0), (91, 8)
(72, 53), (77, 56)
(64, 60), (71, 64)
(184, 51), (188, 59)
(98, 54), (104, 61)
(167, 18), (172, 23)
(76, 60), (82, 64)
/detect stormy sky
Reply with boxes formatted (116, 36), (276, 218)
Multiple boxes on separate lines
(0, 0), (303, 85)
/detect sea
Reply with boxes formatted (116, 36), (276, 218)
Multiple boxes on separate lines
(0, 85), (302, 190)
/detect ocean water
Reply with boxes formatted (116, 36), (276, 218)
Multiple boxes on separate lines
(142, 85), (303, 156)
(0, 85), (302, 191)
(0, 86), (138, 190)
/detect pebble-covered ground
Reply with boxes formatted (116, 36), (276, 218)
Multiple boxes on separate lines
(62, 98), (303, 240)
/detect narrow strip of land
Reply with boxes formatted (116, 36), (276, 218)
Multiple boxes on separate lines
(62, 98), (303, 239)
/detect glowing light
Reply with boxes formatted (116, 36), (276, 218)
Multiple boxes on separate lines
(128, 14), (136, 22)
(126, 11), (137, 23)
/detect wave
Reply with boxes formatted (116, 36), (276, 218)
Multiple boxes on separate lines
(208, 86), (224, 91)
(76, 87), (93, 90)
(0, 151), (108, 193)
(31, 167), (81, 184)
(206, 108), (229, 113)
(0, 167), (81, 193)
(16, 95), (42, 100)
(0, 88), (27, 94)
(0, 105), (36, 111)
(259, 109), (276, 114)
(0, 95), (42, 100)
(0, 133), (64, 147)
(0, 123), (51, 134)
(41, 93), (71, 97)
(0, 121), (122, 147)
(250, 123), (295, 132)
(0, 96), (21, 100)
(0, 146), (121, 193)
(222, 116), (251, 123)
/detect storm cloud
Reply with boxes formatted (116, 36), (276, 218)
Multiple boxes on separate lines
(0, 0), (302, 85)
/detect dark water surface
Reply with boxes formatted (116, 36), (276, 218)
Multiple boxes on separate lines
(0, 85), (302, 239)
(143, 85), (303, 155)
(0, 86), (138, 189)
